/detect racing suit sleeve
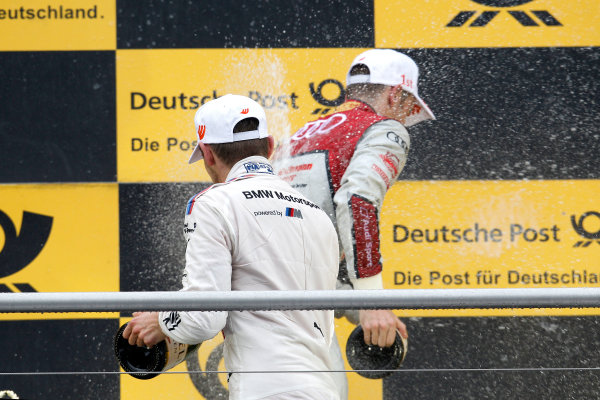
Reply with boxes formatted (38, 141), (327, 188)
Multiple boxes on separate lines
(333, 119), (410, 290)
(158, 197), (234, 344)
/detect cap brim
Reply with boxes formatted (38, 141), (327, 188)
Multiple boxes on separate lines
(188, 145), (204, 164)
(404, 92), (435, 127)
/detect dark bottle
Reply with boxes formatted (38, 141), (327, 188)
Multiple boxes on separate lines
(114, 322), (200, 380)
(345, 324), (408, 379)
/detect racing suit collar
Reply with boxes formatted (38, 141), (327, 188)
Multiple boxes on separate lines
(226, 156), (275, 182)
(333, 99), (377, 115)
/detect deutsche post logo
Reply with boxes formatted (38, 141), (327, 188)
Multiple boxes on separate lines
(0, 210), (53, 292)
(448, 0), (562, 27)
(0, 390), (19, 399)
(186, 342), (228, 398)
(571, 211), (600, 248)
(309, 79), (346, 115)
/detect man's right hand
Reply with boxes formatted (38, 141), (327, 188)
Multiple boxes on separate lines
(359, 309), (408, 348)
(122, 311), (166, 348)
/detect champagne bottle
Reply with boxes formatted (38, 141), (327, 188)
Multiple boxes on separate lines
(345, 324), (408, 379)
(114, 322), (200, 380)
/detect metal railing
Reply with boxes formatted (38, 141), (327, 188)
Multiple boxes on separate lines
(1, 287), (599, 312)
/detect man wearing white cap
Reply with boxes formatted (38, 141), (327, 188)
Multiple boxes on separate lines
(273, 49), (435, 396)
(123, 94), (341, 400)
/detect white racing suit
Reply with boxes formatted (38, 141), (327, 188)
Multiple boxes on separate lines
(158, 156), (340, 400)
(272, 100), (410, 396)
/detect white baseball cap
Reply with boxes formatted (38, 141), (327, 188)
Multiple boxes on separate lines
(188, 94), (269, 164)
(346, 49), (435, 127)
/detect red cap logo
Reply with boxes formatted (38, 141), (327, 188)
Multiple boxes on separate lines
(241, 108), (249, 114)
(197, 125), (206, 140)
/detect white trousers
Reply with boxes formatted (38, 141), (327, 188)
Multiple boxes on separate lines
(330, 333), (349, 400)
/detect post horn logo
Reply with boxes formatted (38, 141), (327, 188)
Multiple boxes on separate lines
(186, 342), (228, 398)
(571, 211), (600, 248)
(309, 79), (346, 115)
(448, 0), (562, 27)
(197, 125), (206, 140)
(0, 390), (20, 399)
(0, 210), (53, 292)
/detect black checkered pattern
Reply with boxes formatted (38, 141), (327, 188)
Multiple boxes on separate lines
(1, 1), (599, 398)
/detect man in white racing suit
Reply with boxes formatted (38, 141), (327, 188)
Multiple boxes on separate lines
(273, 49), (435, 397)
(123, 94), (340, 400)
